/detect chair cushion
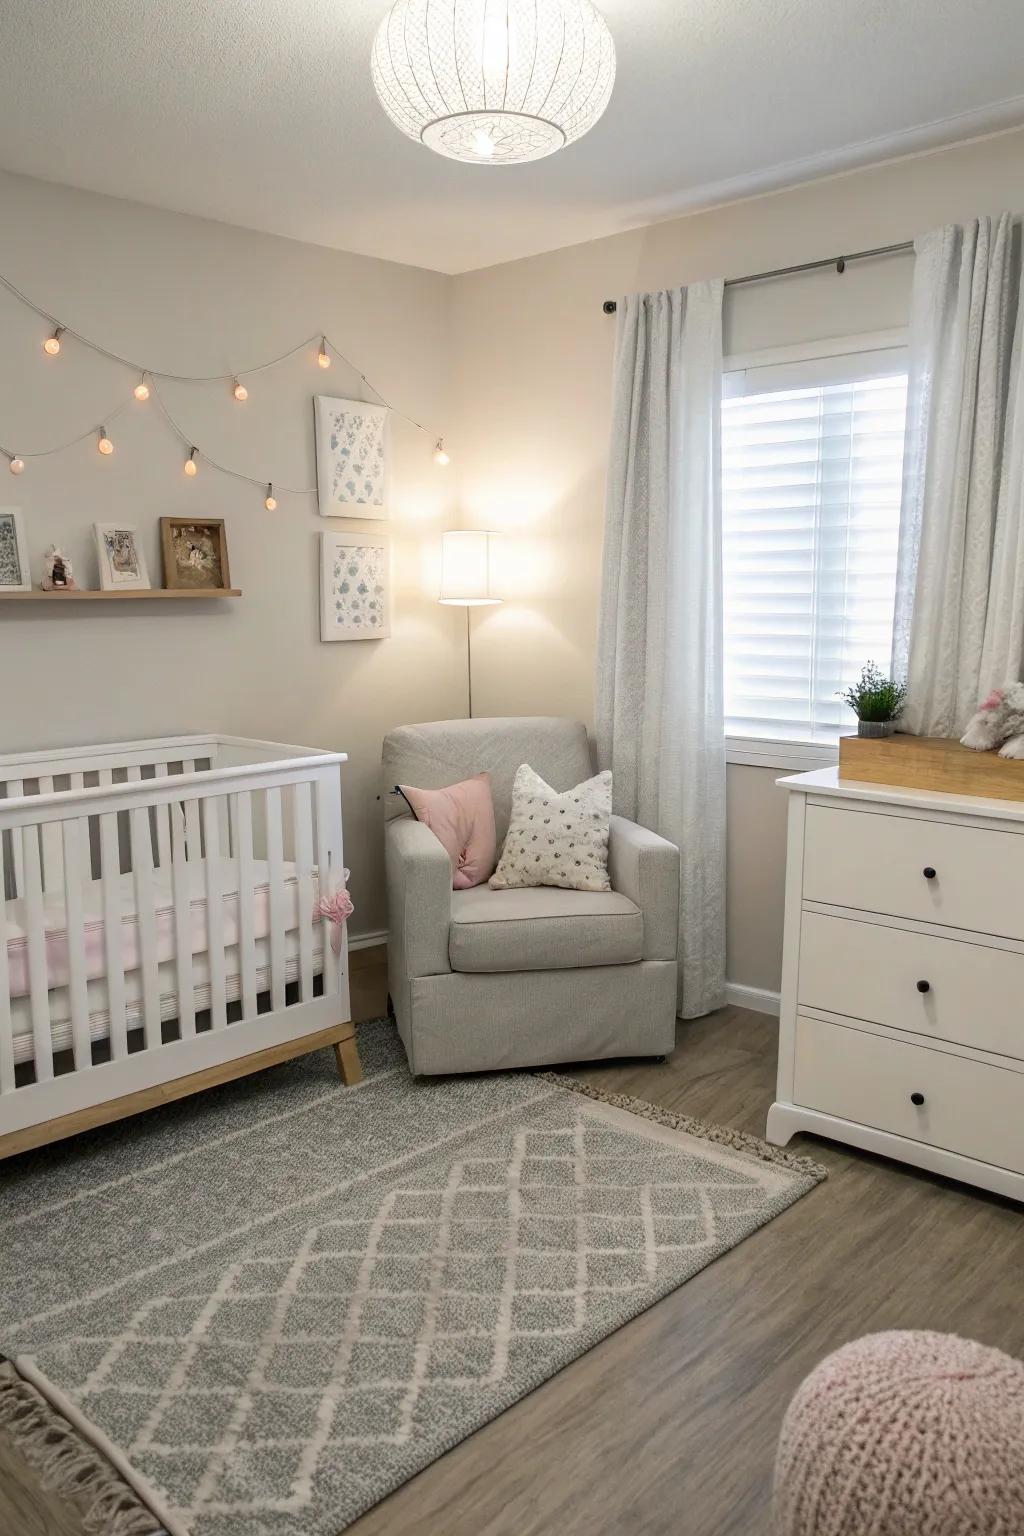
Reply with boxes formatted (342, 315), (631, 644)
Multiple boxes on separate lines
(397, 772), (496, 889)
(449, 885), (643, 973)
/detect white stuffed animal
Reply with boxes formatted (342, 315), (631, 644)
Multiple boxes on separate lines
(960, 684), (1024, 759)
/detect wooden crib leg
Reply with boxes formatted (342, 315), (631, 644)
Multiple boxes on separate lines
(333, 1029), (363, 1086)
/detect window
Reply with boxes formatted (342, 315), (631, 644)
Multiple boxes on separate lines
(721, 336), (908, 765)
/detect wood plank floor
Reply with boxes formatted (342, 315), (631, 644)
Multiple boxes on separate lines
(3, 945), (1022, 1535)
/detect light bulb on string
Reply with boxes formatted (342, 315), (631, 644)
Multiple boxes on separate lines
(264, 483), (277, 511)
(233, 379), (248, 402)
(8, 454), (24, 475)
(43, 327), (64, 356)
(134, 376), (150, 401)
(97, 427), (114, 456)
(433, 438), (450, 466)
(317, 338), (331, 369)
(184, 447), (198, 477)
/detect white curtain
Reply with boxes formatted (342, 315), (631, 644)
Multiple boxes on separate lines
(893, 214), (1024, 735)
(596, 284), (726, 1019)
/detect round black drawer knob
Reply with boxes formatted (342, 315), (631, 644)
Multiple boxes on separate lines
(910, 1092), (925, 1107)
(922, 866), (937, 880)
(916, 979), (931, 993)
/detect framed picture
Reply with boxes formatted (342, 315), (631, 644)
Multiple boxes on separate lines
(0, 507), (31, 591)
(94, 524), (150, 591)
(320, 531), (390, 642)
(160, 518), (231, 591)
(314, 395), (390, 519)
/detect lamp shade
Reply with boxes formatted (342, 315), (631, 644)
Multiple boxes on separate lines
(371, 0), (615, 166)
(439, 530), (501, 606)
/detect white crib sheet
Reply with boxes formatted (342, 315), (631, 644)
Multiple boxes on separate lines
(5, 858), (327, 1063)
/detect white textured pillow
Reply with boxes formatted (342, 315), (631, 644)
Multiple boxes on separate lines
(489, 764), (612, 892)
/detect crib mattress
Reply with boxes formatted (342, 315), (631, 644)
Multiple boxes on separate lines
(5, 857), (327, 1063)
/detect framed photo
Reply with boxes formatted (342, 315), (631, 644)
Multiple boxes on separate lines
(160, 518), (231, 591)
(315, 395), (390, 519)
(94, 524), (150, 591)
(320, 531), (390, 642)
(0, 507), (31, 591)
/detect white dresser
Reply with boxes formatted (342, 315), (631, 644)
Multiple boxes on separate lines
(767, 767), (1024, 1202)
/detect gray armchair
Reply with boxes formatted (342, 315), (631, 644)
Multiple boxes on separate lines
(382, 717), (679, 1075)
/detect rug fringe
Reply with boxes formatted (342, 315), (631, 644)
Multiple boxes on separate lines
(536, 1072), (829, 1183)
(0, 1361), (163, 1535)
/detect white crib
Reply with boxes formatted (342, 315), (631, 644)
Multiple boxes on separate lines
(0, 734), (358, 1159)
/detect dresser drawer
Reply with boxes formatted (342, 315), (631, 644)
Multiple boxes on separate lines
(798, 911), (1024, 1060)
(793, 1014), (1024, 1175)
(803, 805), (1024, 938)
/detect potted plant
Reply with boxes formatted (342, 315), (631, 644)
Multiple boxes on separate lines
(839, 662), (908, 738)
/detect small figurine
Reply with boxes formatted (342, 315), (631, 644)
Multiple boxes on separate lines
(41, 545), (79, 591)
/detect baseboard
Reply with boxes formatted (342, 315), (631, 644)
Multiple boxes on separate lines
(348, 928), (388, 953)
(725, 981), (781, 1017)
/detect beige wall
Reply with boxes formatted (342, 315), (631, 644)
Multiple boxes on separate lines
(0, 169), (463, 938)
(452, 128), (1024, 994)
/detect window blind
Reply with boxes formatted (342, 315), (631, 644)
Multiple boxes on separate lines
(722, 366), (908, 745)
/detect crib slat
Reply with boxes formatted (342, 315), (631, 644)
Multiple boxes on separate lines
(201, 797), (227, 1030)
(37, 776), (64, 891)
(61, 820), (92, 1072)
(22, 827), (53, 1083)
(68, 773), (92, 876)
(170, 806), (195, 1039)
(130, 807), (161, 1052)
(182, 766), (202, 860)
(0, 875), (14, 1094)
(231, 791), (258, 1019)
(315, 777), (340, 998)
(265, 787), (287, 1012)
(292, 781), (314, 1003)
(99, 813), (128, 1059)
(8, 780), (25, 898)
(154, 762), (172, 869)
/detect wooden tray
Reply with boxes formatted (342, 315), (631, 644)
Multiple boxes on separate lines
(838, 733), (1024, 802)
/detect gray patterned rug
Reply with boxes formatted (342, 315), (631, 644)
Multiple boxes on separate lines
(1, 1020), (825, 1536)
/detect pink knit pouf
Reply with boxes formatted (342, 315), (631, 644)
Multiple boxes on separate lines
(772, 1331), (1024, 1536)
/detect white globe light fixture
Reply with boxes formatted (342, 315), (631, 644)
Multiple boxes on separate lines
(371, 0), (616, 165)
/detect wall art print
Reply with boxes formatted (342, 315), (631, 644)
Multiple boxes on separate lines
(0, 507), (31, 591)
(320, 531), (390, 642)
(314, 395), (390, 519)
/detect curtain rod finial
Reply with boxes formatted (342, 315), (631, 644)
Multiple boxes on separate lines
(603, 300), (618, 315)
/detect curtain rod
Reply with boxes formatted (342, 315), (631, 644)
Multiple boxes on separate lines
(600, 241), (914, 314)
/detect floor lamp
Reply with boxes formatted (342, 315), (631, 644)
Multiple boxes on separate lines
(439, 530), (501, 717)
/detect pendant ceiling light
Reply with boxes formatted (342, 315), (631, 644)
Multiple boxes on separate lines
(371, 0), (616, 165)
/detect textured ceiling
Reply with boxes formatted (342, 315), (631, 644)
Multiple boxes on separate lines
(0, 0), (1022, 273)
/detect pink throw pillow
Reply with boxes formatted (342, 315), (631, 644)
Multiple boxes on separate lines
(397, 772), (497, 889)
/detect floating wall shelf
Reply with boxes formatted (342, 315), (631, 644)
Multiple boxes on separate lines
(0, 589), (242, 602)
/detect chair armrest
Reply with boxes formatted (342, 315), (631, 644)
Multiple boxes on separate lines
(607, 815), (679, 961)
(385, 817), (453, 978)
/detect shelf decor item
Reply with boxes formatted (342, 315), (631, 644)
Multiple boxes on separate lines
(0, 507), (31, 591)
(320, 531), (390, 642)
(160, 517), (230, 591)
(94, 524), (150, 591)
(314, 396), (390, 519)
(41, 545), (78, 590)
(839, 661), (907, 738)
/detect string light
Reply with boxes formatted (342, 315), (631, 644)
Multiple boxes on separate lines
(0, 270), (449, 494)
